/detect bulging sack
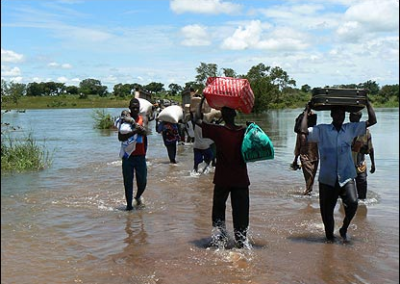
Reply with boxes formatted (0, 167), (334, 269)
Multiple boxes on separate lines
(241, 123), (274, 162)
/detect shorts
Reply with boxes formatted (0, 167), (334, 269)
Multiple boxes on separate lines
(194, 148), (213, 165)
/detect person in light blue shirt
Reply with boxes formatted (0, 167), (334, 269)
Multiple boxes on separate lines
(300, 100), (377, 242)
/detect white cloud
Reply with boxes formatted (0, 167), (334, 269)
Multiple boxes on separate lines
(61, 63), (72, 69)
(221, 20), (309, 51)
(221, 20), (262, 50)
(1, 66), (21, 76)
(344, 0), (399, 32)
(48, 62), (73, 69)
(63, 26), (113, 42)
(170, 0), (242, 15)
(9, 77), (23, 83)
(1, 49), (24, 63)
(57, 76), (69, 83)
(336, 21), (363, 42)
(181, 25), (211, 46)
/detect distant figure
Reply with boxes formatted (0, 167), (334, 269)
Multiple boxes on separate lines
(195, 96), (250, 249)
(191, 112), (214, 173)
(117, 98), (148, 211)
(134, 87), (140, 99)
(156, 119), (180, 164)
(349, 111), (376, 200)
(300, 100), (377, 242)
(291, 111), (319, 195)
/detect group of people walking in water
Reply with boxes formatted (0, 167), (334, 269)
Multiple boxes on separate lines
(115, 91), (377, 248)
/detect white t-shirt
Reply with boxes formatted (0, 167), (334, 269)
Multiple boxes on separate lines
(193, 123), (214, 150)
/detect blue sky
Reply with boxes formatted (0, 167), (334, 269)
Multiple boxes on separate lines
(1, 0), (399, 91)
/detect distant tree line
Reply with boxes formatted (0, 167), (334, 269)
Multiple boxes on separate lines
(1, 62), (399, 111)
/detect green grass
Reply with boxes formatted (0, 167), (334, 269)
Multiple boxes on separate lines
(1, 93), (397, 110)
(1, 133), (54, 172)
(92, 109), (116, 129)
(1, 95), (132, 110)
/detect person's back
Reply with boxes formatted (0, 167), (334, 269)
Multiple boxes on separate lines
(156, 120), (180, 163)
(198, 103), (250, 248)
(202, 121), (249, 187)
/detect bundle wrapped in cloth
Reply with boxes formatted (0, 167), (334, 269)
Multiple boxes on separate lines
(203, 77), (255, 114)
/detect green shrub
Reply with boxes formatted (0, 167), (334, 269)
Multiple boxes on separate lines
(1, 133), (53, 172)
(92, 109), (115, 129)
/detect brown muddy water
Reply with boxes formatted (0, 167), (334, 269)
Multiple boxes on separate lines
(1, 108), (399, 284)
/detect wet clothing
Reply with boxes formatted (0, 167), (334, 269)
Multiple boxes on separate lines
(212, 185), (249, 244)
(202, 123), (249, 187)
(352, 129), (374, 199)
(122, 155), (147, 209)
(120, 115), (147, 209)
(202, 122), (250, 244)
(307, 121), (366, 240)
(319, 180), (358, 240)
(294, 134), (319, 194)
(157, 121), (180, 163)
(193, 122), (214, 171)
(307, 122), (366, 187)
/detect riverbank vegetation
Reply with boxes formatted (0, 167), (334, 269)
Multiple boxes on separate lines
(1, 132), (53, 172)
(1, 62), (398, 111)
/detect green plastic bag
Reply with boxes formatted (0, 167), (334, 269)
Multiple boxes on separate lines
(241, 123), (274, 162)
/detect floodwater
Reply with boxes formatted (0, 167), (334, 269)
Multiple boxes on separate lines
(1, 107), (399, 284)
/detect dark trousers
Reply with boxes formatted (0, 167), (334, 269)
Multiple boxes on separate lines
(212, 185), (249, 242)
(165, 143), (177, 163)
(319, 180), (358, 240)
(355, 171), (368, 199)
(122, 155), (147, 208)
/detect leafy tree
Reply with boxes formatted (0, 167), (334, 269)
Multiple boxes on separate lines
(269, 66), (296, 102)
(1, 79), (9, 101)
(26, 82), (44, 96)
(379, 84), (399, 103)
(360, 80), (380, 95)
(66, 85), (79, 95)
(301, 84), (311, 93)
(113, 83), (133, 97)
(79, 78), (108, 97)
(168, 83), (183, 96)
(195, 62), (218, 86)
(145, 82), (164, 94)
(8, 82), (26, 104)
(44, 82), (65, 96)
(244, 63), (274, 113)
(222, 68), (237, 78)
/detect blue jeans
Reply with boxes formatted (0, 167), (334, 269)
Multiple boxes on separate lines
(122, 155), (147, 208)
